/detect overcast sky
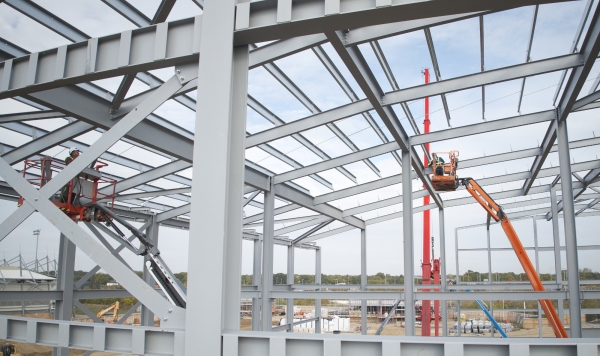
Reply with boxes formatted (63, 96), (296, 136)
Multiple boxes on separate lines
(1, 0), (600, 280)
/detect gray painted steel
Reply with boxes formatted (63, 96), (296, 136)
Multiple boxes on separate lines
(1, 0), (600, 353)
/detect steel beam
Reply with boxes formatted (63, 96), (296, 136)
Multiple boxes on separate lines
(276, 217), (328, 237)
(3, 0), (87, 42)
(292, 219), (334, 245)
(546, 167), (600, 219)
(411, 110), (554, 146)
(273, 182), (365, 229)
(232, 0), (571, 45)
(246, 53), (580, 153)
(0, 316), (184, 355)
(114, 187), (191, 201)
(423, 27), (451, 127)
(0, 110), (66, 124)
(101, 0), (151, 27)
(256, 141), (334, 190)
(314, 43), (403, 166)
(326, 31), (441, 207)
(523, 5), (600, 194)
(0, 17), (202, 99)
(552, 0), (595, 105)
(152, 0), (177, 24)
(1, 120), (94, 165)
(110, 74), (136, 111)
(259, 56), (381, 178)
(102, 160), (191, 195)
(247, 95), (358, 184)
(274, 142), (397, 184)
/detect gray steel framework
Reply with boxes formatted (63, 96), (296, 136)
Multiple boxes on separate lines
(0, 0), (599, 354)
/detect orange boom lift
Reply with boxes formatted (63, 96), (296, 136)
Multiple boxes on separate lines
(429, 151), (568, 338)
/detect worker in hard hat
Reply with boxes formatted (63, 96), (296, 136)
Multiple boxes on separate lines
(60, 147), (81, 205)
(428, 153), (445, 176)
(65, 147), (80, 165)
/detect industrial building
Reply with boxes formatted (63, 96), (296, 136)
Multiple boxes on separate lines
(0, 0), (600, 355)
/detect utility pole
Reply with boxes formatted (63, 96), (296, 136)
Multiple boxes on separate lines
(33, 229), (41, 272)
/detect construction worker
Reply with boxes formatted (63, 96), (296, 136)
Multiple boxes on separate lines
(60, 147), (80, 204)
(429, 153), (445, 176)
(65, 147), (80, 165)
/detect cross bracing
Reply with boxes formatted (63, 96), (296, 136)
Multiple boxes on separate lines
(1, 0), (600, 354)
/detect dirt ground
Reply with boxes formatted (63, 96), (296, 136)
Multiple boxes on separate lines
(0, 341), (127, 356)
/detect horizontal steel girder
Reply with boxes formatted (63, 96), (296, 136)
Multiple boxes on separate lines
(0, 316), (184, 355)
(245, 54), (581, 148)
(0, 16), (203, 99)
(232, 0), (574, 45)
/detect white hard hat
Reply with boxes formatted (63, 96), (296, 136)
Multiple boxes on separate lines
(68, 147), (80, 155)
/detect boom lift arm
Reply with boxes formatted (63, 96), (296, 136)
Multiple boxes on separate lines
(460, 178), (568, 338)
(88, 204), (187, 308)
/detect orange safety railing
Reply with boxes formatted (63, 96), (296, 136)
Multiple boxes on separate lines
(462, 178), (568, 338)
(17, 157), (117, 221)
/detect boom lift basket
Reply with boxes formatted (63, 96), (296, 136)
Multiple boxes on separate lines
(17, 157), (117, 222)
(431, 151), (459, 191)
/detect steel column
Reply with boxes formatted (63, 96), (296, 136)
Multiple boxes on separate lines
(439, 209), (447, 337)
(556, 118), (582, 337)
(550, 187), (565, 324)
(52, 234), (75, 356)
(402, 150), (415, 336)
(315, 248), (322, 334)
(262, 184), (275, 331)
(183, 0), (242, 353)
(141, 215), (159, 327)
(287, 244), (295, 332)
(533, 216), (542, 338)
(361, 229), (368, 335)
(455, 228), (461, 337)
(252, 237), (262, 331)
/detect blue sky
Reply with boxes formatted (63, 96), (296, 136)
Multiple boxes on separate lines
(1, 1), (600, 280)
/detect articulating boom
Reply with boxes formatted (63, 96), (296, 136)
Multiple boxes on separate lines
(89, 204), (187, 308)
(460, 178), (568, 338)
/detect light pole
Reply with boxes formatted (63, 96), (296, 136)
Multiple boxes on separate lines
(33, 230), (40, 272)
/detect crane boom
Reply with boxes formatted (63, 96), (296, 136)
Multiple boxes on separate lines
(460, 178), (568, 338)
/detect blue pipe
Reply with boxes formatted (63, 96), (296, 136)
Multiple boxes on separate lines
(467, 290), (508, 338)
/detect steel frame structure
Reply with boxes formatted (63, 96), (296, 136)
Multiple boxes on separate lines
(1, 0), (600, 355)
